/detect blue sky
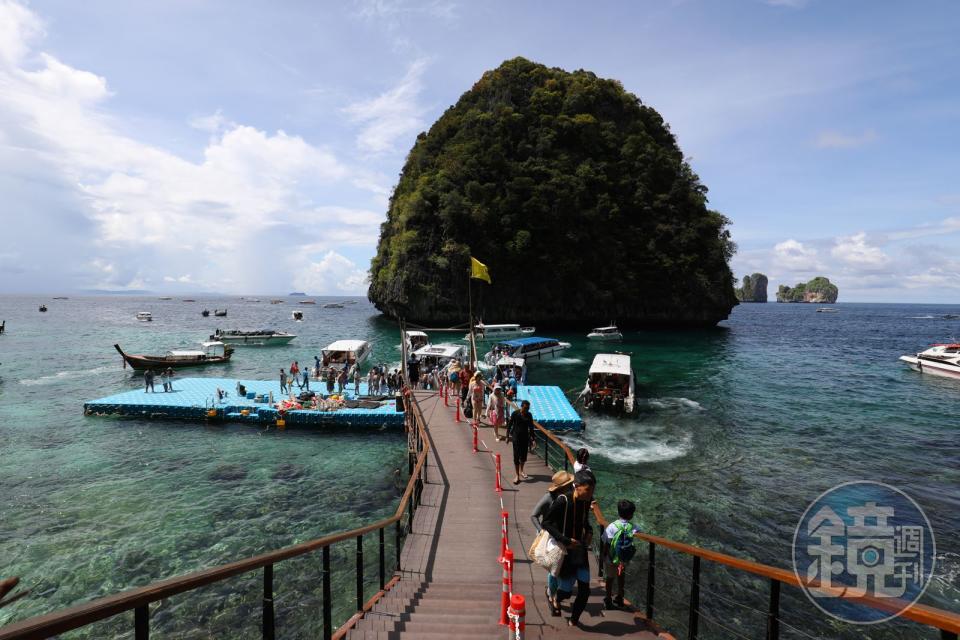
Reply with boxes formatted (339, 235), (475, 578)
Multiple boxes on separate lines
(1, 0), (958, 301)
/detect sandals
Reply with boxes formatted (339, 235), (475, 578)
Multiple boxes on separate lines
(548, 596), (561, 617)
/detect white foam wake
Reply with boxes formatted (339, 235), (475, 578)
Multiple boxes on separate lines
(20, 365), (115, 386)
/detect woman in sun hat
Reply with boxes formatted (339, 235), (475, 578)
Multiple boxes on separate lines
(530, 470), (575, 614)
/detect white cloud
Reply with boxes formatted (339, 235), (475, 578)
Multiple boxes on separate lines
(773, 239), (821, 271)
(831, 232), (889, 268)
(292, 251), (369, 294)
(814, 129), (878, 149)
(344, 58), (428, 155)
(0, 1), (386, 294)
(189, 109), (230, 133)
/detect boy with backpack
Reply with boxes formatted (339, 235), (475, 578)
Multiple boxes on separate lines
(601, 499), (640, 610)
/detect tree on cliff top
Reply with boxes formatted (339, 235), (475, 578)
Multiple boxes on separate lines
(368, 57), (738, 327)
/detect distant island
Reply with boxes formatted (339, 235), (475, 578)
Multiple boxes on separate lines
(367, 57), (737, 328)
(288, 292), (306, 296)
(776, 277), (838, 303)
(735, 273), (768, 303)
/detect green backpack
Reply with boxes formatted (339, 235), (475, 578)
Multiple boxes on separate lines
(610, 521), (636, 565)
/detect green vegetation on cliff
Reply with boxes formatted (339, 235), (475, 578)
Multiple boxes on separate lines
(776, 277), (839, 303)
(368, 57), (738, 327)
(735, 273), (768, 303)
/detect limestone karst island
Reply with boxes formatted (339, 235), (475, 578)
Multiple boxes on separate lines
(368, 58), (738, 328)
(776, 276), (839, 303)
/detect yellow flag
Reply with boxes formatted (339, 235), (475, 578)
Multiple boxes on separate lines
(470, 257), (491, 284)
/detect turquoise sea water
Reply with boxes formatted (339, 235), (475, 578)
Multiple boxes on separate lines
(1, 296), (958, 638)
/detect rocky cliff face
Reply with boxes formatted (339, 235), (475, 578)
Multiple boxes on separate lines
(367, 58), (738, 329)
(776, 277), (838, 303)
(735, 273), (768, 302)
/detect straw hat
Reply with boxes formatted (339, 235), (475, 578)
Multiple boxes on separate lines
(548, 470), (574, 492)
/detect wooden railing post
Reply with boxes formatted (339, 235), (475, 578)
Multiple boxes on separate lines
(322, 545), (332, 640)
(646, 542), (655, 621)
(356, 534), (364, 612)
(767, 579), (780, 640)
(134, 604), (148, 640)
(262, 564), (275, 640)
(379, 527), (386, 590)
(688, 556), (700, 640)
(395, 519), (402, 571)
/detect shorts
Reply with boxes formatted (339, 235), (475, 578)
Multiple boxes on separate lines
(557, 565), (591, 592)
(449, 372), (458, 382)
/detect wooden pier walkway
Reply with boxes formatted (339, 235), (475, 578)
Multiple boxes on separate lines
(347, 390), (665, 639)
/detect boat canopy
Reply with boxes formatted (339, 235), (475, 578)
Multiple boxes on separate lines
(168, 349), (205, 357)
(414, 344), (464, 359)
(477, 323), (520, 330)
(324, 339), (369, 352)
(589, 353), (632, 376)
(495, 336), (560, 348)
(591, 326), (619, 332)
(495, 356), (525, 368)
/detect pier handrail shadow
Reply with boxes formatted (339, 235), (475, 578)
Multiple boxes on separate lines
(505, 386), (960, 638)
(0, 390), (431, 640)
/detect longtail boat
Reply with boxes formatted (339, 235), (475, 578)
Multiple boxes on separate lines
(114, 342), (233, 370)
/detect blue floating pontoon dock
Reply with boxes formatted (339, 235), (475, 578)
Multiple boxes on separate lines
(517, 385), (584, 431)
(84, 377), (405, 428)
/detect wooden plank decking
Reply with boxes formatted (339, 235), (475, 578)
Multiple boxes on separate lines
(349, 390), (666, 639)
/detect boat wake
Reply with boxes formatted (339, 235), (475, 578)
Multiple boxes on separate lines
(20, 365), (115, 386)
(643, 397), (704, 411)
(908, 315), (936, 319)
(544, 356), (583, 366)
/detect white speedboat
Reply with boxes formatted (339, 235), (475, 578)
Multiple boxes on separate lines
(467, 323), (536, 341)
(210, 329), (296, 346)
(413, 343), (466, 370)
(900, 344), (960, 379)
(484, 337), (571, 364)
(580, 353), (636, 415)
(404, 330), (430, 353)
(494, 356), (527, 385)
(817, 307), (838, 313)
(587, 325), (622, 341)
(322, 339), (372, 370)
(136, 311), (152, 322)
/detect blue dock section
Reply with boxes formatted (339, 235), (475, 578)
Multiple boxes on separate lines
(84, 377), (404, 428)
(517, 385), (584, 431)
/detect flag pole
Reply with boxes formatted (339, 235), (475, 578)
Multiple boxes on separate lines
(467, 265), (475, 365)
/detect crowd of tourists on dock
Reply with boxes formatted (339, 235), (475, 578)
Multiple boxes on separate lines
(276, 359), (404, 397)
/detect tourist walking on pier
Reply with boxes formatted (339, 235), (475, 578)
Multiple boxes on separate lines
(290, 361), (300, 378)
(337, 368), (347, 394)
(541, 470), (596, 625)
(468, 372), (485, 419)
(162, 367), (174, 392)
(486, 385), (507, 440)
(506, 399), (535, 483)
(601, 499), (640, 610)
(531, 470), (574, 603)
(353, 366), (361, 392)
(144, 368), (155, 393)
(280, 369), (288, 394)
(301, 368), (310, 391)
(326, 369), (335, 394)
